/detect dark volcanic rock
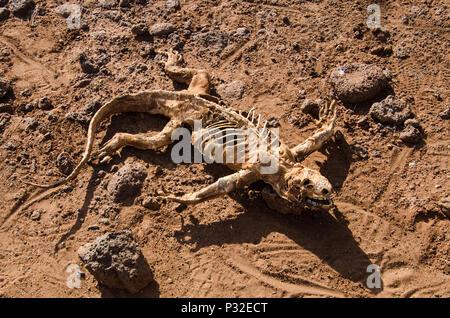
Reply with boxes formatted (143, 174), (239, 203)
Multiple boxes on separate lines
(0, 77), (11, 99)
(399, 125), (422, 144)
(10, 0), (34, 17)
(107, 163), (147, 203)
(0, 103), (12, 113)
(65, 111), (90, 126)
(56, 152), (73, 175)
(300, 98), (322, 117)
(131, 23), (149, 36)
(329, 63), (389, 103)
(0, 7), (10, 21)
(78, 52), (99, 74)
(369, 95), (412, 125)
(38, 96), (53, 110)
(78, 231), (154, 294)
(193, 30), (229, 51)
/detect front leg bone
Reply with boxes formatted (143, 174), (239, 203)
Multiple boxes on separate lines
(159, 169), (257, 204)
(291, 100), (337, 161)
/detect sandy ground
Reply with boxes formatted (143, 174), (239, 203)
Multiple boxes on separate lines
(0, 0), (448, 297)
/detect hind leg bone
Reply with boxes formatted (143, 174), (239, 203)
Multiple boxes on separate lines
(158, 49), (211, 95)
(93, 119), (181, 163)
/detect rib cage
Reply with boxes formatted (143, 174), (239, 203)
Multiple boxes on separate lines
(192, 106), (278, 165)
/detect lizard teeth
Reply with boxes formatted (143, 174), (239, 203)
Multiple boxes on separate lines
(306, 198), (332, 207)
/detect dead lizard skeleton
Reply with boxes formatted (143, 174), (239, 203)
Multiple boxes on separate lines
(25, 50), (337, 214)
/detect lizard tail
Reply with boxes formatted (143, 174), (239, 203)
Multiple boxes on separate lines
(22, 92), (161, 189)
(22, 90), (222, 189)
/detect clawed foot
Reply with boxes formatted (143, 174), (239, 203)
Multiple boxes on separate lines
(314, 99), (337, 127)
(90, 137), (123, 165)
(157, 49), (183, 68)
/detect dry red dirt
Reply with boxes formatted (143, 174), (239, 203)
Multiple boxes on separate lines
(0, 0), (448, 297)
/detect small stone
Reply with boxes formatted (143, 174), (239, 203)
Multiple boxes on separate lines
(150, 22), (175, 36)
(370, 45), (392, 57)
(394, 42), (410, 59)
(21, 117), (38, 131)
(235, 27), (249, 37)
(83, 100), (101, 115)
(0, 77), (11, 99)
(38, 96), (53, 110)
(87, 225), (100, 231)
(54, 3), (78, 18)
(357, 116), (370, 129)
(140, 44), (155, 58)
(74, 78), (91, 88)
(266, 116), (280, 128)
(399, 125), (422, 144)
(193, 31), (229, 52)
(10, 0), (34, 17)
(300, 98), (321, 117)
(62, 185), (74, 193)
(107, 163), (147, 203)
(65, 112), (90, 125)
(5, 142), (16, 151)
(435, 184), (441, 189)
(30, 210), (41, 221)
(369, 95), (412, 125)
(142, 196), (161, 210)
(0, 103), (12, 113)
(56, 152), (73, 175)
(98, 0), (119, 9)
(0, 7), (10, 21)
(175, 203), (187, 213)
(78, 52), (99, 74)
(216, 81), (245, 101)
(131, 23), (149, 36)
(99, 218), (110, 225)
(165, 0), (180, 10)
(437, 197), (449, 216)
(404, 118), (421, 128)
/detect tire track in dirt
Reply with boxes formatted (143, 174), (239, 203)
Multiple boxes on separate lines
(0, 35), (58, 89)
(372, 147), (412, 204)
(225, 251), (347, 298)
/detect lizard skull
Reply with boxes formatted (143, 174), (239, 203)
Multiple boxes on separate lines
(283, 166), (334, 210)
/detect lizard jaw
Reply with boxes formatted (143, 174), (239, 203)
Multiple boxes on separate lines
(304, 196), (334, 210)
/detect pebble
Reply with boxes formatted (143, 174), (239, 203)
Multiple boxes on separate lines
(165, 0), (180, 10)
(131, 23), (149, 36)
(0, 103), (12, 113)
(369, 95), (412, 125)
(0, 7), (10, 21)
(216, 81), (245, 101)
(10, 0), (34, 17)
(399, 125), (422, 144)
(0, 77), (11, 99)
(142, 196), (161, 210)
(150, 22), (175, 36)
(38, 96), (53, 110)
(30, 210), (41, 221)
